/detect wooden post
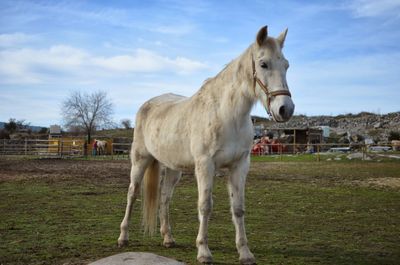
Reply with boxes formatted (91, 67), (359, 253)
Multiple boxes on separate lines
(362, 145), (366, 160)
(317, 144), (320, 162)
(25, 138), (28, 156)
(293, 129), (296, 154)
(61, 140), (64, 158)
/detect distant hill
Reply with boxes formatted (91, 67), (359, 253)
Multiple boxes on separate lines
(29, 125), (47, 132)
(94, 128), (134, 138)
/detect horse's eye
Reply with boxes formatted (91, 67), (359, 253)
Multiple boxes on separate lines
(260, 62), (268, 69)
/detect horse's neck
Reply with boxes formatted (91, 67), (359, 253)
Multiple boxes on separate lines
(196, 45), (256, 121)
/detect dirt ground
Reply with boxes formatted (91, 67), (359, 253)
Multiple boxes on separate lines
(1, 158), (399, 189)
(0, 158), (131, 183)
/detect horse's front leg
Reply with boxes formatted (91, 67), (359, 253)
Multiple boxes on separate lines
(159, 168), (181, 248)
(228, 156), (256, 265)
(195, 158), (215, 264)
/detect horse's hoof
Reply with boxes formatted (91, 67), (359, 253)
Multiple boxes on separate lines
(240, 258), (256, 265)
(117, 239), (129, 247)
(163, 241), (176, 248)
(197, 256), (213, 264)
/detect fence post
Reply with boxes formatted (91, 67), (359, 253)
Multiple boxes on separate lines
(24, 138), (28, 155)
(61, 140), (64, 158)
(317, 144), (320, 162)
(362, 144), (366, 160)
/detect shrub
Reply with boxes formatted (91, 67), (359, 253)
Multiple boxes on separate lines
(388, 131), (400, 141)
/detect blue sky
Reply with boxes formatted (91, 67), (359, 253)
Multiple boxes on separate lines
(1, 0), (399, 127)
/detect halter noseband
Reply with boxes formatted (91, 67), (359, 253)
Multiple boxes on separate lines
(251, 58), (291, 117)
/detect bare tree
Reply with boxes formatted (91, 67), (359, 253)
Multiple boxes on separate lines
(121, 119), (132, 129)
(62, 90), (113, 143)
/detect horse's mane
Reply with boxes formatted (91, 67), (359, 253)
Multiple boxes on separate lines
(197, 44), (254, 94)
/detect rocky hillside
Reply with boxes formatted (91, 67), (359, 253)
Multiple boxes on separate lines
(261, 111), (400, 142)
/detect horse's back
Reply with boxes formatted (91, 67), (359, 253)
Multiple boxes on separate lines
(137, 92), (185, 115)
(147, 93), (187, 105)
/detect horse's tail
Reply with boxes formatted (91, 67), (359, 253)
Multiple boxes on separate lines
(142, 159), (160, 236)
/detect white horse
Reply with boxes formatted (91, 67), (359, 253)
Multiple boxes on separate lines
(96, 140), (107, 155)
(118, 26), (294, 264)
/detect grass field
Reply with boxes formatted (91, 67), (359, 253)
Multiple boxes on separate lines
(0, 158), (399, 265)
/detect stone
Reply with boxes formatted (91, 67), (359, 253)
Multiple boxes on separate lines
(373, 122), (381, 129)
(88, 252), (186, 265)
(347, 152), (366, 160)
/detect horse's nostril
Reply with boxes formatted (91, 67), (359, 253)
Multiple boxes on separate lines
(279, 106), (285, 117)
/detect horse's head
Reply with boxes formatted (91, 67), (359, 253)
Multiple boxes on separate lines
(252, 26), (295, 122)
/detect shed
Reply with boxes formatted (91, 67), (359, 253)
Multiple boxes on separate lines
(263, 127), (323, 153)
(49, 125), (61, 138)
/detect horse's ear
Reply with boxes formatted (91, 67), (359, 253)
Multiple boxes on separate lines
(256, 26), (268, 46)
(277, 28), (288, 48)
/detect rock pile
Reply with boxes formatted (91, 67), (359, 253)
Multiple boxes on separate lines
(262, 111), (400, 142)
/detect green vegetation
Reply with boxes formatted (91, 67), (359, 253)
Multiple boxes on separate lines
(388, 131), (400, 141)
(1, 159), (399, 264)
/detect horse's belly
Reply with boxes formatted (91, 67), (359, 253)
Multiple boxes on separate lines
(152, 138), (194, 171)
(143, 118), (194, 171)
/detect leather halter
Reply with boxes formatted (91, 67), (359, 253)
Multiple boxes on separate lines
(252, 58), (291, 117)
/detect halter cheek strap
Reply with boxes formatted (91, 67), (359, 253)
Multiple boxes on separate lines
(251, 58), (291, 117)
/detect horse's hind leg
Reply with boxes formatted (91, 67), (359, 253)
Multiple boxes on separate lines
(118, 150), (152, 247)
(159, 167), (181, 247)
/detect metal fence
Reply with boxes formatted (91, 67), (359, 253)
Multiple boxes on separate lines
(110, 142), (131, 159)
(0, 138), (134, 158)
(251, 142), (399, 161)
(1, 139), (398, 161)
(0, 139), (84, 157)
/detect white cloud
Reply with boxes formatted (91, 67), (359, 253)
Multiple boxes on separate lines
(0, 32), (38, 47)
(91, 48), (208, 74)
(0, 45), (208, 84)
(92, 49), (207, 73)
(348, 0), (400, 17)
